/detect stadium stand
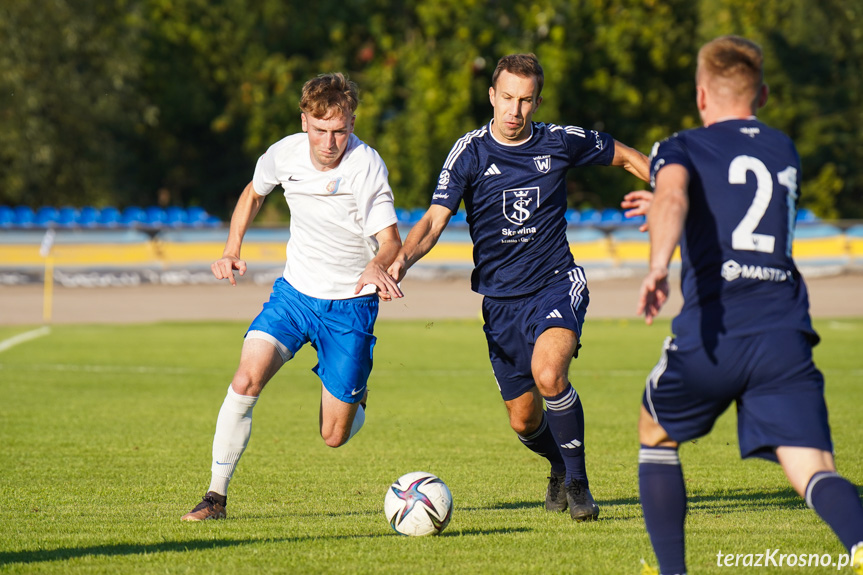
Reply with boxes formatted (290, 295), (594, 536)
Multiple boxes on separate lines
(0, 205), (222, 230)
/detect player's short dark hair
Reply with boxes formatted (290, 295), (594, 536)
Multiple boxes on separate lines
(300, 73), (359, 119)
(697, 36), (763, 100)
(492, 53), (544, 95)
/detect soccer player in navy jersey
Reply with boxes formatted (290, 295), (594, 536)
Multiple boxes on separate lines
(637, 36), (863, 574)
(388, 53), (649, 521)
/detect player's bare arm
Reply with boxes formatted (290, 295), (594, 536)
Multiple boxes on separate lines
(212, 181), (266, 286)
(611, 140), (650, 182)
(637, 164), (689, 324)
(387, 204), (453, 282)
(355, 223), (404, 300)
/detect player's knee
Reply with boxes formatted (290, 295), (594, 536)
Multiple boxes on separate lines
(532, 366), (567, 395)
(321, 428), (350, 448)
(230, 374), (263, 397)
(509, 410), (542, 436)
(638, 408), (674, 447)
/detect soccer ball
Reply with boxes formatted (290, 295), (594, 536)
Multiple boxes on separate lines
(384, 471), (453, 536)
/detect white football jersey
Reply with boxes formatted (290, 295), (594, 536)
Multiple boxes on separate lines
(252, 132), (398, 299)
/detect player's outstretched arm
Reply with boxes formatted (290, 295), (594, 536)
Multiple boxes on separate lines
(387, 204), (452, 283)
(621, 190), (653, 232)
(355, 223), (404, 301)
(611, 140), (650, 182)
(211, 181), (266, 286)
(637, 164), (689, 324)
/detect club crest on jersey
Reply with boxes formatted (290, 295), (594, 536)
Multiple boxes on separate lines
(326, 177), (342, 194)
(533, 155), (551, 173)
(503, 187), (539, 226)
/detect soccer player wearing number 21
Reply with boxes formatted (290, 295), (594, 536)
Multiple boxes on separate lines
(636, 36), (863, 574)
(389, 54), (649, 522)
(181, 73), (403, 521)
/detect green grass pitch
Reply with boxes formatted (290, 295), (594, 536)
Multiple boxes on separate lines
(1, 318), (861, 574)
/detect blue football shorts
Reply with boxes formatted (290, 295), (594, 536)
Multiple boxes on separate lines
(643, 329), (832, 461)
(482, 267), (589, 401)
(246, 277), (378, 404)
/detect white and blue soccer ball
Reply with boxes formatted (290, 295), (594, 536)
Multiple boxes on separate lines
(384, 471), (453, 536)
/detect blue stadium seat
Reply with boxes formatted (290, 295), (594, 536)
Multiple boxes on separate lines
(183, 206), (206, 227)
(57, 206), (79, 228)
(565, 208), (581, 226)
(35, 206), (59, 227)
(99, 207), (121, 227)
(204, 214), (222, 228)
(78, 206), (99, 228)
(599, 208), (623, 225)
(409, 208), (426, 225)
(396, 208), (412, 226)
(145, 206), (166, 228)
(165, 206), (188, 228)
(13, 206), (35, 228)
(121, 206), (146, 227)
(796, 208), (818, 222)
(579, 208), (601, 225)
(0, 205), (16, 228)
(449, 211), (468, 227)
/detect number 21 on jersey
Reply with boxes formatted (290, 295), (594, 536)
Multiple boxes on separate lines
(728, 155), (798, 257)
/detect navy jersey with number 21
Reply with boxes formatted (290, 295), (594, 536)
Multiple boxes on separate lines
(650, 119), (817, 342)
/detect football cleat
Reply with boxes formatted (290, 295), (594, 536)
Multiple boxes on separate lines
(566, 480), (599, 522)
(545, 470), (567, 512)
(640, 558), (660, 575)
(181, 491), (227, 521)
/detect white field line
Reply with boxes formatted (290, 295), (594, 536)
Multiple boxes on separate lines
(0, 326), (51, 354)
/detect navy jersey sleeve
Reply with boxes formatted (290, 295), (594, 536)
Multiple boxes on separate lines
(648, 134), (691, 190)
(431, 128), (484, 214)
(560, 126), (615, 168)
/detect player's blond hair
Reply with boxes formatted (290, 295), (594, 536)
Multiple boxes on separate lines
(299, 73), (359, 119)
(492, 53), (544, 96)
(697, 36), (764, 106)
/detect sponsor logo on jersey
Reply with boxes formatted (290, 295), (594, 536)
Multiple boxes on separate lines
(533, 155), (551, 173)
(326, 177), (342, 194)
(437, 169), (450, 189)
(432, 192), (450, 200)
(721, 259), (791, 283)
(740, 127), (761, 138)
(545, 309), (563, 319)
(502, 187), (539, 226)
(483, 163), (502, 177)
(591, 130), (605, 150)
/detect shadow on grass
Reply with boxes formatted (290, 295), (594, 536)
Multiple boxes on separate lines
(0, 538), (278, 566)
(0, 528), (532, 565)
(600, 486), (804, 513)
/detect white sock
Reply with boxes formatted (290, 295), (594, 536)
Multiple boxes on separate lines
(208, 386), (258, 496)
(346, 404), (366, 443)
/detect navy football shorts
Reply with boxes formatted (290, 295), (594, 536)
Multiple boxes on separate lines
(643, 329), (832, 461)
(482, 267), (589, 401)
(246, 277), (378, 404)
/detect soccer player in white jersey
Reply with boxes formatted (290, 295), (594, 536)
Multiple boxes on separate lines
(182, 73), (403, 521)
(637, 36), (863, 574)
(388, 54), (649, 521)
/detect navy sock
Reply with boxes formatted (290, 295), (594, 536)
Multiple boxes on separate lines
(543, 385), (587, 486)
(516, 413), (565, 475)
(639, 446), (687, 575)
(806, 472), (863, 553)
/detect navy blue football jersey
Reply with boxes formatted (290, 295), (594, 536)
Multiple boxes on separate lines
(650, 118), (817, 341)
(432, 121), (614, 296)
